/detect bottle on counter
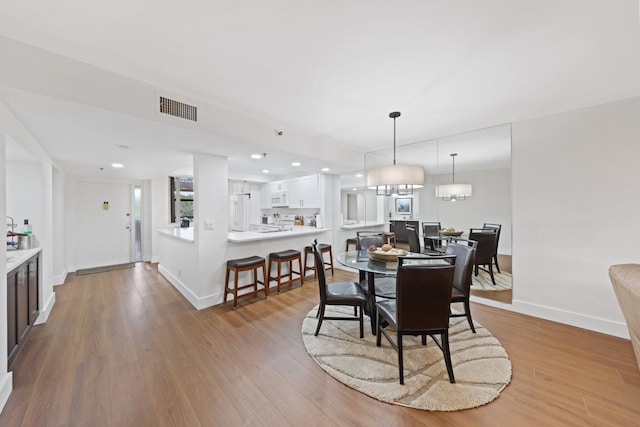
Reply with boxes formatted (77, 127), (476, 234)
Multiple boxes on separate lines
(22, 219), (32, 235)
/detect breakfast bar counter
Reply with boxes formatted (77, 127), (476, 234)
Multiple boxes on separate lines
(228, 226), (331, 243)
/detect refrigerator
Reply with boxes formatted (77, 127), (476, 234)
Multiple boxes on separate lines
(230, 194), (251, 232)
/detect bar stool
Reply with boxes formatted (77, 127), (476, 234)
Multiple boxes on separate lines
(267, 249), (304, 293)
(303, 243), (334, 279)
(224, 256), (268, 309)
(345, 237), (357, 251)
(384, 232), (397, 247)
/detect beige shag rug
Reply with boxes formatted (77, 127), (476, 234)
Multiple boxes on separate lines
(471, 270), (512, 291)
(302, 306), (512, 411)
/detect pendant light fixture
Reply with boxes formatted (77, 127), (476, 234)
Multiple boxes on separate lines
(367, 112), (425, 196)
(436, 153), (472, 201)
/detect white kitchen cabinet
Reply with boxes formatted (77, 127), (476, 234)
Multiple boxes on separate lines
(288, 175), (319, 208)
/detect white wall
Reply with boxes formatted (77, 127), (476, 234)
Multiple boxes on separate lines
(6, 161), (43, 238)
(52, 168), (67, 284)
(0, 99), (58, 409)
(150, 177), (171, 263)
(511, 96), (640, 338)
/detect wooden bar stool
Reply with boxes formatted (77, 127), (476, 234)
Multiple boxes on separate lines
(384, 232), (397, 247)
(345, 237), (357, 251)
(303, 243), (334, 279)
(267, 249), (304, 293)
(224, 256), (268, 309)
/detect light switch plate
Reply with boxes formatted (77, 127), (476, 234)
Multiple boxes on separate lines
(204, 220), (215, 231)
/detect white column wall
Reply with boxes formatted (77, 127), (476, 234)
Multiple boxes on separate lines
(511, 96), (640, 337)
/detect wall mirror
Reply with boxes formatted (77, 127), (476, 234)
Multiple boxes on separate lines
(362, 123), (512, 304)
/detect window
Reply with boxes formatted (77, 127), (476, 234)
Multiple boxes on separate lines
(170, 176), (194, 223)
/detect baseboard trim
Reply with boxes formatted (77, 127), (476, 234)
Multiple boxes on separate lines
(509, 299), (629, 339)
(0, 371), (13, 414)
(158, 264), (219, 310)
(151, 256), (160, 264)
(35, 292), (56, 325)
(53, 269), (68, 286)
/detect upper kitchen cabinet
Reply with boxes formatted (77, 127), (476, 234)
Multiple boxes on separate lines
(288, 175), (319, 208)
(263, 174), (320, 209)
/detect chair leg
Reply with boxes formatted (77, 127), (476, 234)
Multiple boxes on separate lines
(421, 334), (427, 345)
(464, 299), (476, 333)
(358, 303), (364, 338)
(314, 303), (325, 336)
(488, 263), (496, 286)
(328, 248), (334, 276)
(494, 254), (501, 274)
(398, 334), (404, 385)
(298, 257), (304, 285)
(376, 314), (382, 347)
(442, 331), (455, 383)
(223, 267), (230, 303)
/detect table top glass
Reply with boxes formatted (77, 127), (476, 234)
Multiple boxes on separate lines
(336, 250), (450, 276)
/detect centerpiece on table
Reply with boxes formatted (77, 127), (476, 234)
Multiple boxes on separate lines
(439, 227), (463, 237)
(367, 244), (408, 262)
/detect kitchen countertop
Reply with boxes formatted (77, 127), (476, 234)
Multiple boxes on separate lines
(341, 222), (388, 230)
(6, 247), (42, 273)
(228, 226), (331, 243)
(158, 227), (194, 242)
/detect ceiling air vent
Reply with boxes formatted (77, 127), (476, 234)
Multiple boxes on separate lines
(159, 96), (197, 122)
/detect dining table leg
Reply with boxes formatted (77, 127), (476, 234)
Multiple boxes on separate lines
(367, 271), (377, 334)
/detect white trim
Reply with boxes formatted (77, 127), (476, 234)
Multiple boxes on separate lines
(53, 269), (68, 286)
(158, 264), (218, 310)
(35, 292), (56, 325)
(510, 299), (629, 339)
(0, 372), (13, 413)
(151, 255), (160, 264)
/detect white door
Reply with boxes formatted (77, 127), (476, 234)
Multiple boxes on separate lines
(75, 181), (133, 269)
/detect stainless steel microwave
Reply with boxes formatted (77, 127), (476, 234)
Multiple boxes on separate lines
(271, 192), (289, 207)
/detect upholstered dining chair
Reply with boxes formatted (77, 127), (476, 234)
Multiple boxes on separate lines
(422, 221), (442, 251)
(406, 225), (421, 253)
(445, 238), (478, 333)
(468, 228), (498, 286)
(312, 240), (366, 338)
(482, 223), (502, 273)
(356, 231), (385, 250)
(376, 256), (457, 385)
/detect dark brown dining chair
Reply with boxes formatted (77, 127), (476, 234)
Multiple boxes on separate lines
(422, 221), (442, 251)
(445, 238), (478, 333)
(356, 231), (385, 250)
(312, 240), (366, 338)
(376, 256), (457, 385)
(482, 223), (502, 273)
(468, 228), (498, 286)
(406, 225), (421, 253)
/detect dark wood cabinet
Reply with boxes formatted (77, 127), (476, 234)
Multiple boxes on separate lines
(7, 252), (39, 368)
(389, 220), (419, 244)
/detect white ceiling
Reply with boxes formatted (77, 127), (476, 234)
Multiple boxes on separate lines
(1, 0), (639, 179)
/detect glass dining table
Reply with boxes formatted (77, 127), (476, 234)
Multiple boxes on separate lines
(336, 250), (450, 334)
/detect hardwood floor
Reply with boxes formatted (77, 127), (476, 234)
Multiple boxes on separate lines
(2, 263), (639, 426)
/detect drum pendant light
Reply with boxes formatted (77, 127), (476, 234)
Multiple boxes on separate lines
(436, 153), (473, 201)
(367, 112), (425, 196)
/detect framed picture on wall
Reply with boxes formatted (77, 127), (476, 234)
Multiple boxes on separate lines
(395, 198), (412, 214)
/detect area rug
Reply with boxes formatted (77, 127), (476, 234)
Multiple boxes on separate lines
(76, 262), (135, 276)
(302, 306), (512, 411)
(471, 270), (512, 291)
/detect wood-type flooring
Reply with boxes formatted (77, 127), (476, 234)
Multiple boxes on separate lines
(1, 263), (639, 426)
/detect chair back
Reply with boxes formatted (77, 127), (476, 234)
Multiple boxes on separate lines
(445, 238), (477, 295)
(357, 232), (385, 250)
(311, 240), (328, 302)
(468, 228), (497, 265)
(406, 225), (421, 253)
(422, 221), (442, 249)
(395, 256), (455, 331)
(482, 223), (502, 254)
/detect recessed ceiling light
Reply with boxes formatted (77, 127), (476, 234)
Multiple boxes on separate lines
(292, 162), (301, 167)
(262, 169), (269, 173)
(251, 153), (262, 159)
(111, 163), (124, 168)
(321, 167), (330, 172)
(352, 188), (357, 191)
(356, 173), (363, 178)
